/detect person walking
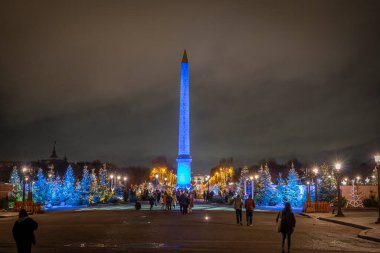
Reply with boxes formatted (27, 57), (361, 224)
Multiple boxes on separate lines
(233, 194), (243, 225)
(188, 194), (194, 213)
(276, 202), (296, 253)
(12, 209), (38, 253)
(179, 192), (185, 213)
(161, 193), (167, 210)
(244, 194), (255, 226)
(148, 194), (155, 210)
(166, 194), (172, 210)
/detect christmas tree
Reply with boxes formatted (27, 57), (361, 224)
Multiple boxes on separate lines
(80, 167), (92, 205)
(346, 181), (364, 208)
(255, 164), (276, 206)
(33, 168), (47, 203)
(89, 168), (99, 204)
(45, 174), (54, 205)
(285, 165), (301, 207)
(51, 176), (63, 206)
(71, 181), (82, 206)
(318, 163), (337, 202)
(276, 172), (285, 206)
(9, 167), (22, 201)
(62, 166), (76, 205)
(98, 167), (110, 203)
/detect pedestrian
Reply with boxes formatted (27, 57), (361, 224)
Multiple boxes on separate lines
(179, 191), (185, 213)
(12, 209), (38, 253)
(188, 194), (194, 213)
(233, 194), (243, 225)
(161, 193), (167, 210)
(166, 194), (172, 210)
(203, 191), (207, 203)
(276, 202), (296, 253)
(244, 194), (255, 226)
(148, 194), (155, 210)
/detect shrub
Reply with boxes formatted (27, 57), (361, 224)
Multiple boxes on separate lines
(363, 196), (378, 207)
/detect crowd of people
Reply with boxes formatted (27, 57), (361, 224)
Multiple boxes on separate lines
(11, 191), (296, 253)
(147, 189), (195, 214)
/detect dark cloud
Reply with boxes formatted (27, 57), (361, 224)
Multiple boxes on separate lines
(1, 1), (380, 172)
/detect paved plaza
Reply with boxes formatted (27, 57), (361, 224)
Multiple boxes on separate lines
(1, 205), (380, 253)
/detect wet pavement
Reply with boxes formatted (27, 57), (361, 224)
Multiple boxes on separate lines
(0, 207), (379, 253)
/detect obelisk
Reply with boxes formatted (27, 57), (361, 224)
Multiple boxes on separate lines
(176, 50), (192, 188)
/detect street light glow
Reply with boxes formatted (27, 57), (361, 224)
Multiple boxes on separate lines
(254, 174), (259, 180)
(374, 154), (380, 165)
(249, 176), (253, 180)
(110, 174), (114, 179)
(335, 163), (342, 171)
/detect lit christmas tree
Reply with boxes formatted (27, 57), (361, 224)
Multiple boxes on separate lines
(62, 166), (76, 205)
(319, 163), (337, 202)
(45, 174), (54, 205)
(276, 172), (285, 206)
(98, 167), (110, 203)
(89, 168), (99, 204)
(346, 181), (364, 208)
(255, 164), (276, 206)
(9, 167), (22, 201)
(33, 168), (47, 203)
(285, 165), (301, 207)
(51, 176), (63, 206)
(80, 167), (92, 205)
(71, 181), (82, 206)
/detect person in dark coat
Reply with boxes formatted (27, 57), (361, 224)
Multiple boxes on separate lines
(12, 209), (38, 253)
(148, 195), (155, 210)
(276, 202), (296, 253)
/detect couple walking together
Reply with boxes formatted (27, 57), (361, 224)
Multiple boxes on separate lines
(233, 194), (255, 226)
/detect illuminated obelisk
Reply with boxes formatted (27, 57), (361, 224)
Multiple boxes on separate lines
(176, 50), (192, 188)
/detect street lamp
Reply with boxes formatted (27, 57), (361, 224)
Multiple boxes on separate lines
(313, 167), (319, 203)
(22, 167), (28, 202)
(374, 154), (380, 224)
(249, 176), (254, 198)
(110, 174), (114, 191)
(206, 175), (210, 196)
(306, 181), (311, 202)
(335, 162), (344, 217)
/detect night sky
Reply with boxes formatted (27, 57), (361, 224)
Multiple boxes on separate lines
(1, 1), (380, 172)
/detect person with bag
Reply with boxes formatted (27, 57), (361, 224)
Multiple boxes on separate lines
(233, 194), (243, 225)
(244, 194), (255, 226)
(12, 209), (38, 253)
(276, 202), (296, 253)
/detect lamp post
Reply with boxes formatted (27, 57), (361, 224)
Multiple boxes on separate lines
(123, 176), (128, 190)
(313, 167), (319, 202)
(335, 163), (344, 217)
(374, 154), (380, 224)
(22, 167), (28, 202)
(155, 174), (159, 189)
(206, 175), (210, 193)
(249, 176), (254, 197)
(110, 174), (114, 192)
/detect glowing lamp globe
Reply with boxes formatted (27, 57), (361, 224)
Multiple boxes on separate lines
(375, 155), (380, 165)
